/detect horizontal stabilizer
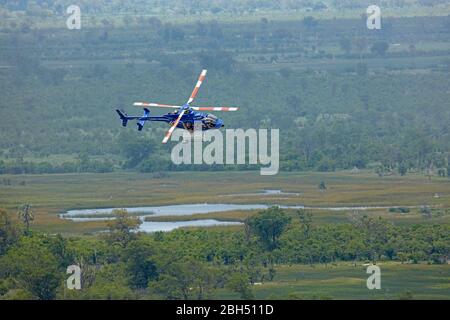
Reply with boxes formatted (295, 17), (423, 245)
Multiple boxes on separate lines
(116, 109), (129, 127)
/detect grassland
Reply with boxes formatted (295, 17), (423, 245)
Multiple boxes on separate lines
(7, 3), (450, 28)
(0, 170), (449, 234)
(1, 171), (448, 299)
(216, 262), (450, 300)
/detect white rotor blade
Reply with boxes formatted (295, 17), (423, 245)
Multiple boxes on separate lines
(190, 106), (239, 112)
(162, 110), (185, 144)
(187, 69), (207, 105)
(133, 102), (181, 108)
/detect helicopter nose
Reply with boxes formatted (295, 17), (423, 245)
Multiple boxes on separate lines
(215, 119), (224, 128)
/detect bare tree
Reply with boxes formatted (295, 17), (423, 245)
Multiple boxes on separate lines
(18, 203), (34, 235)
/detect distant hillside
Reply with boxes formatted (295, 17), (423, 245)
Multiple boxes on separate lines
(0, 0), (449, 16)
(0, 13), (449, 174)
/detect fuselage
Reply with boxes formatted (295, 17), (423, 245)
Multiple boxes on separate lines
(140, 108), (224, 131)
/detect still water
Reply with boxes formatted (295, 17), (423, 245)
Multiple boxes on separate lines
(60, 201), (410, 233)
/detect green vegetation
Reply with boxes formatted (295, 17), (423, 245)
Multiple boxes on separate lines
(249, 263), (450, 300)
(0, 3), (449, 175)
(246, 206), (291, 250)
(0, 170), (449, 234)
(17, 203), (34, 235)
(0, 236), (62, 299)
(0, 207), (448, 300)
(1, 0), (449, 27)
(0, 170), (448, 300)
(106, 209), (142, 247)
(0, 1), (449, 301)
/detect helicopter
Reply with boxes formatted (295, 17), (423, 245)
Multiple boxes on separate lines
(116, 69), (238, 144)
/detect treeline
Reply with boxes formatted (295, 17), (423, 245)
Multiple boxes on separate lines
(0, 207), (448, 299)
(0, 157), (114, 174)
(0, 15), (449, 175)
(0, 0), (434, 17)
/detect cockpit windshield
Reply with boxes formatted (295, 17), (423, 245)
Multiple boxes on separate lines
(204, 114), (218, 129)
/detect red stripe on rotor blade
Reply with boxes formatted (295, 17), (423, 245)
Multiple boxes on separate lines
(187, 70), (207, 104)
(193, 107), (239, 111)
(162, 112), (184, 144)
(190, 87), (200, 100)
(134, 102), (180, 108)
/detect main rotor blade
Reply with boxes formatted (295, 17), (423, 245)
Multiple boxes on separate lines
(187, 69), (207, 105)
(190, 106), (239, 112)
(162, 109), (185, 144)
(134, 102), (181, 108)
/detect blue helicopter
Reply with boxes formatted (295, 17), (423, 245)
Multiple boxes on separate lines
(116, 69), (238, 144)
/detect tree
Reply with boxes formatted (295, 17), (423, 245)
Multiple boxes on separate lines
(286, 95), (302, 112)
(297, 209), (313, 238)
(17, 203), (34, 235)
(0, 237), (61, 299)
(371, 41), (389, 56)
(226, 272), (254, 300)
(106, 209), (142, 247)
(0, 209), (20, 255)
(246, 207), (291, 250)
(70, 263), (137, 300)
(398, 162), (407, 176)
(303, 16), (318, 29)
(124, 239), (158, 289)
(352, 216), (393, 263)
(347, 237), (366, 266)
(118, 131), (155, 168)
(163, 23), (185, 41)
(437, 168), (446, 177)
(151, 258), (216, 300)
(199, 50), (236, 73)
